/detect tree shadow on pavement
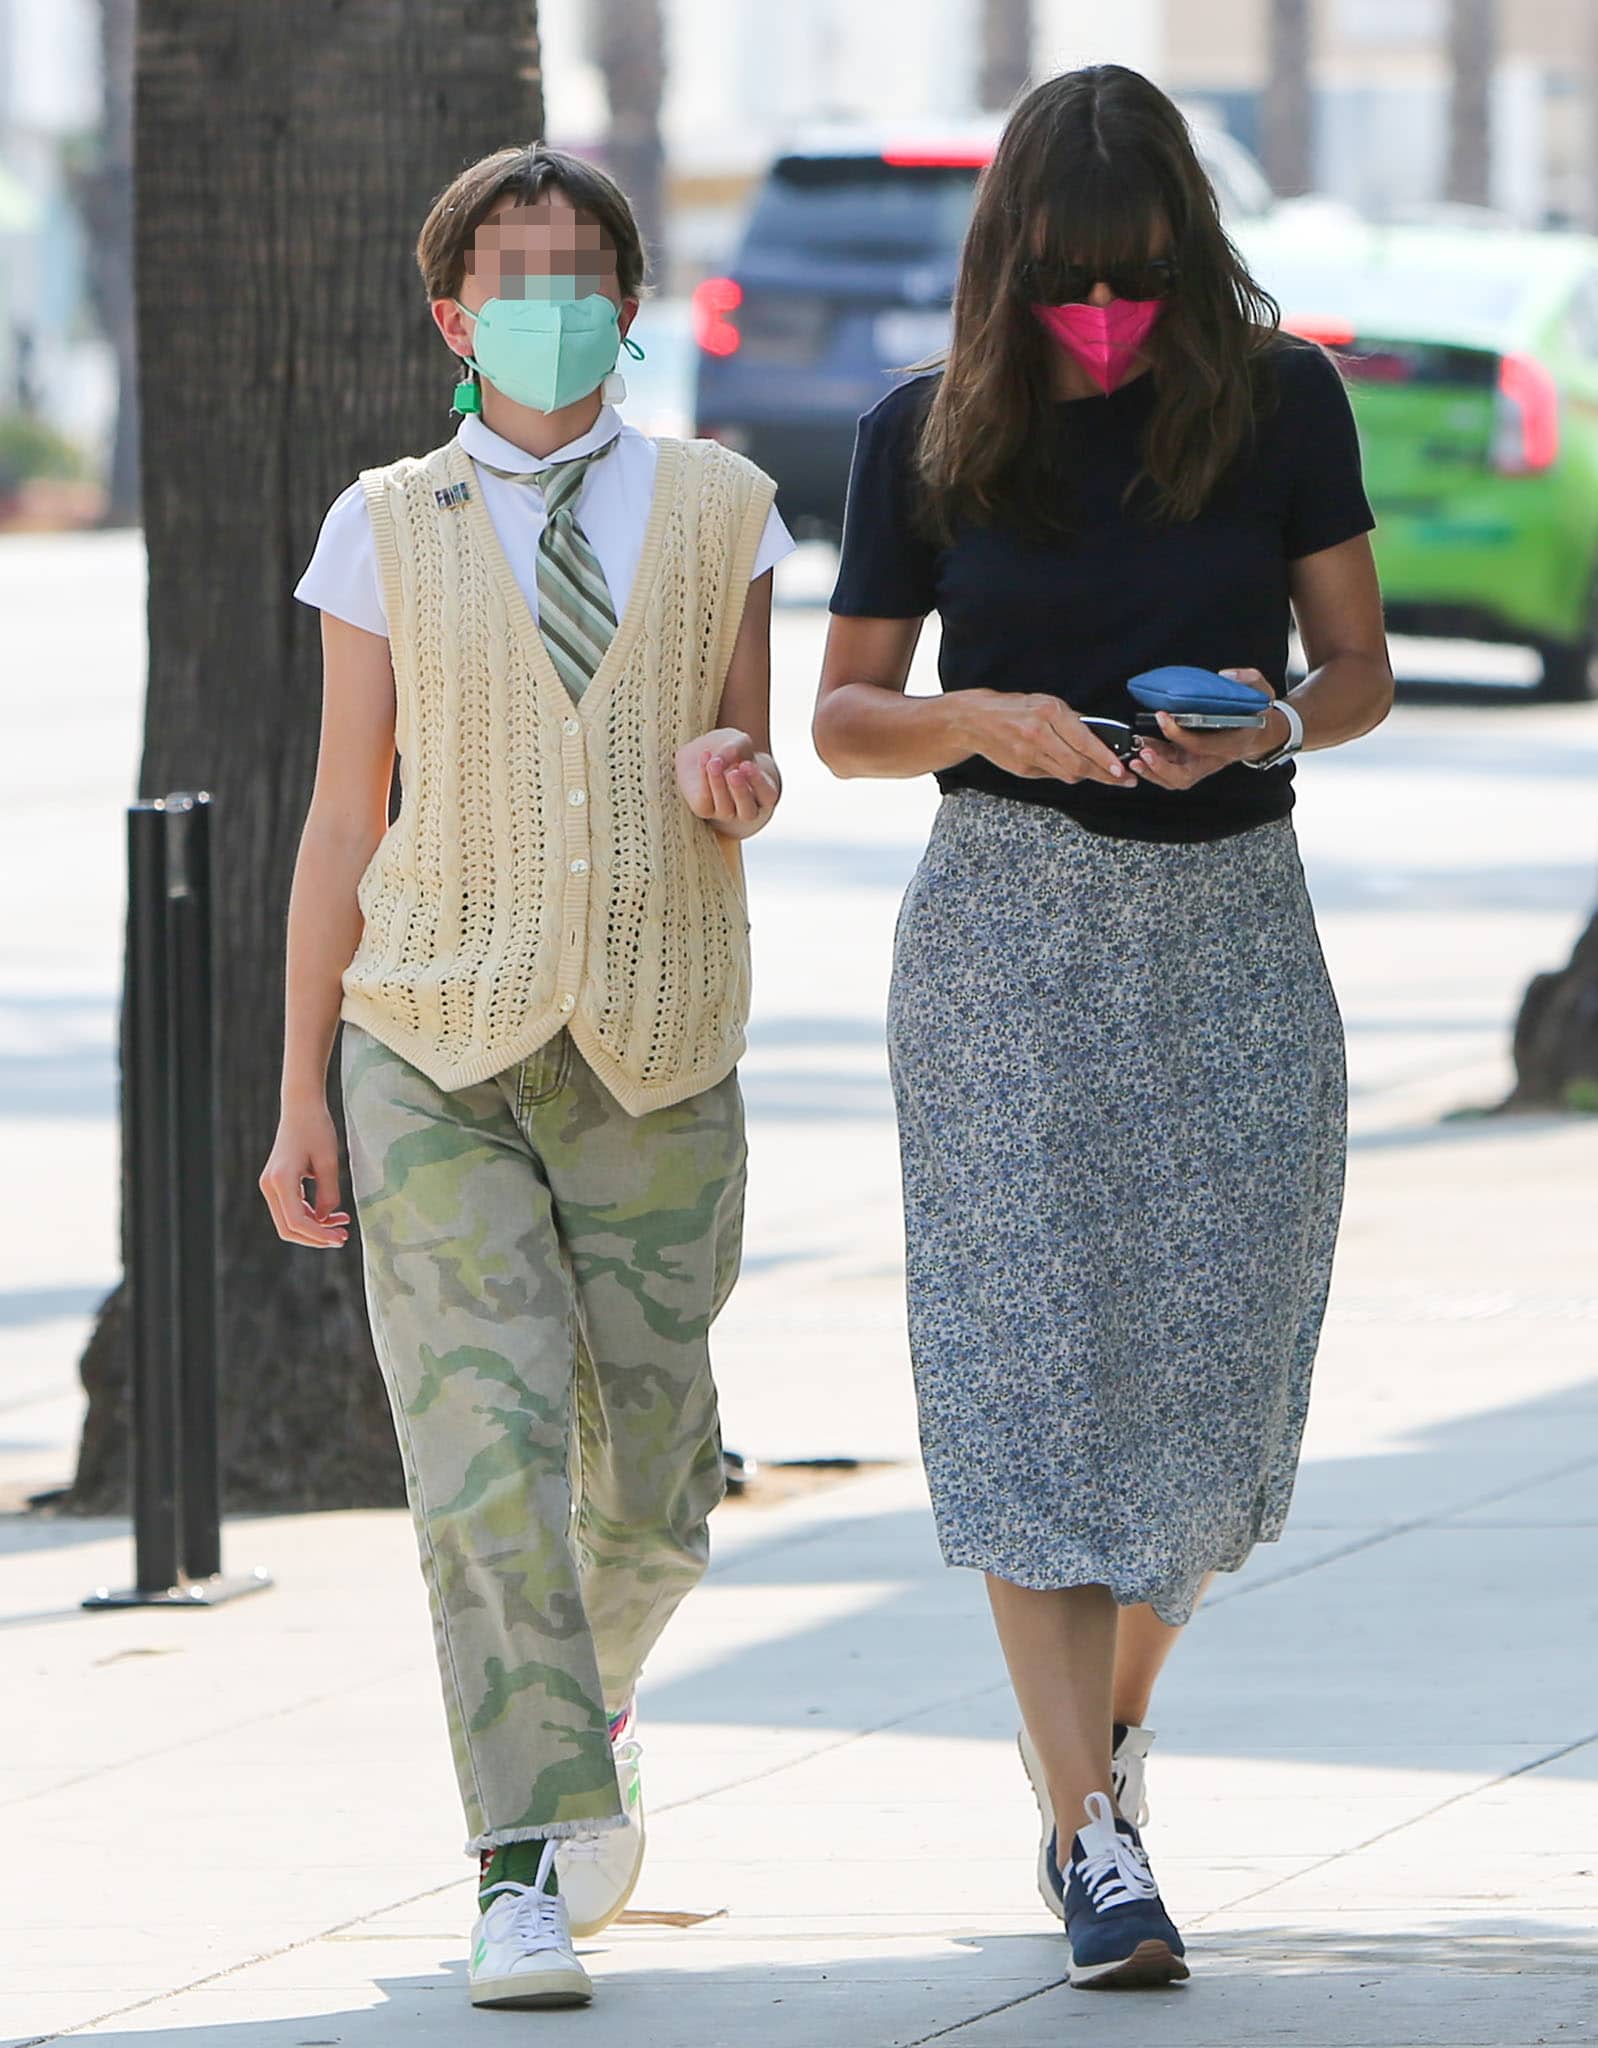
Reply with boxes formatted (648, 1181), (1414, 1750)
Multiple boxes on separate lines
(634, 1369), (1598, 1786)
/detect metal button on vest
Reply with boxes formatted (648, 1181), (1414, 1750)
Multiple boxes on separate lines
(568, 787), (586, 806)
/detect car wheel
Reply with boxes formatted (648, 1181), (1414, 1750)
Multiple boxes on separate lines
(1535, 575), (1598, 702)
(1537, 638), (1595, 703)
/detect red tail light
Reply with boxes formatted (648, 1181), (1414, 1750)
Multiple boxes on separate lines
(692, 277), (743, 358)
(1493, 353), (1560, 474)
(881, 146), (993, 168)
(1282, 316), (1357, 349)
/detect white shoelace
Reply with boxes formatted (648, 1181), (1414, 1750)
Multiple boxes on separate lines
(480, 1879), (569, 1955)
(1071, 1791), (1159, 1912)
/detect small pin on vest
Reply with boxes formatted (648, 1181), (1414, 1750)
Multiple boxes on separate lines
(434, 481), (471, 511)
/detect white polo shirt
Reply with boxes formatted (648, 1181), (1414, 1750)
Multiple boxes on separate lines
(295, 407), (795, 637)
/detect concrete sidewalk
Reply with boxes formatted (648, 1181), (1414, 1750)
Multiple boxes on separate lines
(5, 1107), (1597, 2048)
(4, 535), (1598, 2045)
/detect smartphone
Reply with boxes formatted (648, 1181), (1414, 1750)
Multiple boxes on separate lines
(1132, 711), (1269, 734)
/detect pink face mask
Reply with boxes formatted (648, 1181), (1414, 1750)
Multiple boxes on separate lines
(1033, 298), (1164, 393)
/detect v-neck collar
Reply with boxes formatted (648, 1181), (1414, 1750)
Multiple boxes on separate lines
(446, 435), (681, 730)
(457, 408), (624, 473)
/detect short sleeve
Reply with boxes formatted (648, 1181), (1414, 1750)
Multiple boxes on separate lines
(829, 382), (939, 618)
(751, 500), (796, 582)
(1280, 343), (1377, 562)
(293, 481), (389, 637)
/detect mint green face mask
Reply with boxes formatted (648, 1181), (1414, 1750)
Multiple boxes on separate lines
(453, 291), (641, 414)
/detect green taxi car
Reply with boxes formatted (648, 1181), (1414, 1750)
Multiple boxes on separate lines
(1236, 214), (1598, 699)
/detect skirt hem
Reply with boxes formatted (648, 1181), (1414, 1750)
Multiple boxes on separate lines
(939, 1528), (1285, 1629)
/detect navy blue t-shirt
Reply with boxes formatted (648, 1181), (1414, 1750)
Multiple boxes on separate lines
(828, 336), (1376, 842)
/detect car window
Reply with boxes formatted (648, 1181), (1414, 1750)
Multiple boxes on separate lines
(1196, 134), (1273, 223)
(1566, 272), (1598, 363)
(742, 157), (981, 264)
(1255, 258), (1531, 335)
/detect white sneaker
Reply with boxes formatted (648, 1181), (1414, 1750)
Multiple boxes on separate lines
(1112, 1722), (1156, 1828)
(469, 1838), (592, 2009)
(558, 1708), (646, 1938)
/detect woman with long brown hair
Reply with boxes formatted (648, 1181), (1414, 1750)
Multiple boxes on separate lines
(815, 67), (1391, 1990)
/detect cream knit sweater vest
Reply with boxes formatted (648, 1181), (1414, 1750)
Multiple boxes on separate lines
(340, 434), (777, 1114)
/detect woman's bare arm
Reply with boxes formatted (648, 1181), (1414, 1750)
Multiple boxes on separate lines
(1133, 535), (1393, 790)
(814, 613), (1134, 787)
(260, 614), (396, 1247)
(1285, 532), (1394, 748)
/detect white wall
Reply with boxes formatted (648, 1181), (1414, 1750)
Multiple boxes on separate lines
(537, 0), (607, 147)
(0, 0), (101, 436)
(540, 0), (992, 173)
(1033, 0), (1165, 83)
(3, 0), (97, 134)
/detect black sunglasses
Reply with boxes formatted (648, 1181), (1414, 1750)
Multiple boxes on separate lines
(1023, 256), (1180, 304)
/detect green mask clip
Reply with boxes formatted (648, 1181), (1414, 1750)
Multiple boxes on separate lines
(452, 363), (483, 416)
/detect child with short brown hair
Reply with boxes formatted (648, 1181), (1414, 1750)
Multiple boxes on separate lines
(261, 142), (791, 2010)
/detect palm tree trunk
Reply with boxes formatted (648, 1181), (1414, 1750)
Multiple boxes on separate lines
(68, 0), (544, 1514)
(1262, 0), (1314, 200)
(593, 0), (666, 280)
(978, 0), (1033, 114)
(1445, 0), (1496, 208)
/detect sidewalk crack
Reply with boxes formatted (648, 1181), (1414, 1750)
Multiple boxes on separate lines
(1188, 1726), (1598, 1928)
(1203, 1446), (1598, 1611)
(899, 1976), (1066, 2047)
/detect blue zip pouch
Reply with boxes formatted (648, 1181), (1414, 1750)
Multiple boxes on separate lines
(1127, 665), (1272, 721)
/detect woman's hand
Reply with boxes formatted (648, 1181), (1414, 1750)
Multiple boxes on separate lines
(1131, 669), (1282, 791)
(960, 690), (1136, 788)
(676, 727), (783, 837)
(259, 1101), (351, 1249)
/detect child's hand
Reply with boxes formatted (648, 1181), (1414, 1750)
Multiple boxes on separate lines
(676, 728), (782, 838)
(259, 1102), (351, 1249)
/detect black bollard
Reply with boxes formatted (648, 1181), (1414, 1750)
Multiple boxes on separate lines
(84, 794), (270, 1609)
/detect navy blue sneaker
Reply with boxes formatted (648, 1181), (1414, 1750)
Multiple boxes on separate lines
(1061, 1792), (1188, 1989)
(1018, 1725), (1157, 1917)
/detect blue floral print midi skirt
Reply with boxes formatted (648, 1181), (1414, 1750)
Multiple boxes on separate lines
(887, 791), (1347, 1626)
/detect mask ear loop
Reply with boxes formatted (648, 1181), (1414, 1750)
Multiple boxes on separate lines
(449, 300), (484, 416)
(603, 332), (646, 407)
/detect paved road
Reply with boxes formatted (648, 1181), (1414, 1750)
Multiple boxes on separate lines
(2, 533), (1596, 2045)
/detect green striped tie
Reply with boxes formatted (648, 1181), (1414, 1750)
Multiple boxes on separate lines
(531, 450), (617, 702)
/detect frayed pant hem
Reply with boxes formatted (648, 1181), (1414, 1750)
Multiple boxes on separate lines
(465, 1812), (628, 1857)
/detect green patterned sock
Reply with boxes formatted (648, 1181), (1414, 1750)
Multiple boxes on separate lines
(479, 1838), (556, 1910)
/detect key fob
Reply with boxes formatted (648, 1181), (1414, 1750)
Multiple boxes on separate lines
(1080, 716), (1140, 762)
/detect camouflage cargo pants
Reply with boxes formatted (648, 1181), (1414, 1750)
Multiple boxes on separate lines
(340, 1023), (744, 1854)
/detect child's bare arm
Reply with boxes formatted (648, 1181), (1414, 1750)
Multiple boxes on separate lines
(676, 570), (781, 838)
(260, 615), (396, 1248)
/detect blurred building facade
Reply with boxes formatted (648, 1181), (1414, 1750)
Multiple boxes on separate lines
(1, 0), (1593, 453)
(538, 0), (1598, 271)
(1148, 0), (1595, 227)
(0, 0), (110, 447)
